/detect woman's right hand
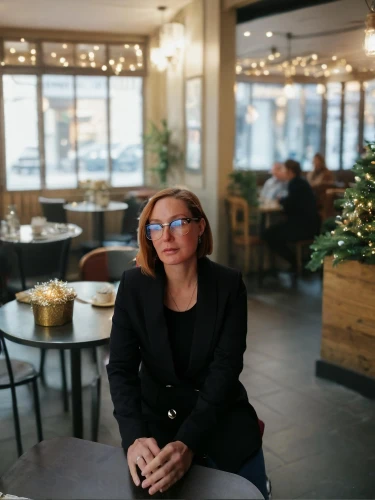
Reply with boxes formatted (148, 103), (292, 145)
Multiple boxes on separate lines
(127, 437), (161, 487)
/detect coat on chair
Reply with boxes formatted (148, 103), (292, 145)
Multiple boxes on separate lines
(107, 257), (262, 473)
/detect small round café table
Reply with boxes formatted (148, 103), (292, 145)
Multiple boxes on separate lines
(0, 223), (82, 244)
(64, 201), (128, 247)
(0, 281), (114, 439)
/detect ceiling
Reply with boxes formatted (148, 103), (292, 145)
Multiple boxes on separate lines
(236, 0), (374, 77)
(0, 0), (192, 35)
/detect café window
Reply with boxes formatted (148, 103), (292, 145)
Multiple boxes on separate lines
(235, 82), (322, 171)
(1, 37), (145, 191)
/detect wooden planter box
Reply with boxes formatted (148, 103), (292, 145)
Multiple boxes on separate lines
(316, 257), (375, 398)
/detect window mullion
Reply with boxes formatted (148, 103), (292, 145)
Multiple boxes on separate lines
(37, 74), (46, 190)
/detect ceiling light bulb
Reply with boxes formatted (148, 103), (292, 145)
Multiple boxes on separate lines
(10, 48), (16, 54)
(251, 62), (257, 68)
(332, 55), (337, 61)
(134, 44), (140, 50)
(268, 54), (274, 61)
(63, 61), (69, 67)
(109, 59), (115, 65)
(119, 56), (125, 62)
(259, 61), (265, 67)
(94, 45), (100, 51)
(236, 65), (242, 74)
(124, 44), (130, 49)
(59, 57), (65, 63)
(90, 62), (96, 67)
(102, 65), (107, 71)
(51, 52), (56, 58)
(130, 64), (136, 71)
(263, 70), (269, 75)
(346, 64), (353, 72)
(30, 49), (36, 55)
(312, 54), (318, 60)
(275, 52), (280, 58)
(18, 56), (25, 63)
(31, 55), (36, 62)
(266, 31), (273, 38)
(244, 31), (251, 37)
(80, 54), (86, 60)
(321, 64), (327, 69)
(365, 12), (375, 56)
(20, 38), (25, 42)
(62, 44), (68, 49)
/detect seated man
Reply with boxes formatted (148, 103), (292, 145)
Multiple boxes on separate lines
(260, 162), (288, 202)
(262, 159), (320, 270)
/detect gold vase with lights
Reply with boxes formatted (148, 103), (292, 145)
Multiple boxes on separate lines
(30, 279), (77, 327)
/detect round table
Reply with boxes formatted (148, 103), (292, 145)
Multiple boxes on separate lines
(0, 281), (114, 439)
(0, 223), (82, 244)
(64, 201), (128, 247)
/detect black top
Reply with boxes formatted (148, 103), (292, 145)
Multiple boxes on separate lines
(280, 176), (319, 230)
(164, 304), (196, 378)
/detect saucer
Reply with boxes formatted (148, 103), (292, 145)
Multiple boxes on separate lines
(91, 295), (115, 307)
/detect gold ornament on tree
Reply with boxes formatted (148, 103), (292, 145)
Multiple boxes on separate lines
(30, 279), (77, 326)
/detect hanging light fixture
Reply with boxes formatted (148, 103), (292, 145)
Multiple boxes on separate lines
(364, 1), (375, 56)
(283, 33), (296, 98)
(151, 6), (185, 71)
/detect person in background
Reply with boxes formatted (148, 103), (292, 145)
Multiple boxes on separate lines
(107, 187), (268, 498)
(260, 162), (288, 202)
(263, 159), (320, 270)
(306, 153), (334, 187)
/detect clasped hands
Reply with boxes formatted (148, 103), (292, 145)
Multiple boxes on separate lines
(128, 437), (194, 495)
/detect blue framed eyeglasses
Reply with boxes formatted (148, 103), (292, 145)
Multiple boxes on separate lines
(146, 217), (201, 241)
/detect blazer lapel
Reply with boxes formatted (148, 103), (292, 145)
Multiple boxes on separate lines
(185, 257), (218, 378)
(144, 263), (178, 382)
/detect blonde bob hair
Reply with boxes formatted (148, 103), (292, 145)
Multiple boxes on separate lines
(136, 188), (213, 277)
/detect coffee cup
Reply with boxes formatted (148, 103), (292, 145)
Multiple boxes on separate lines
(95, 284), (115, 304)
(31, 216), (47, 235)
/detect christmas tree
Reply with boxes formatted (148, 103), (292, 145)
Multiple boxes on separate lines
(308, 142), (375, 271)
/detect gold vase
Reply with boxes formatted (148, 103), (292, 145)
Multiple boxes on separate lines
(32, 300), (75, 327)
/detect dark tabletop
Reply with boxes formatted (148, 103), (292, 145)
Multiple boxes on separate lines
(0, 282), (113, 349)
(0, 437), (263, 499)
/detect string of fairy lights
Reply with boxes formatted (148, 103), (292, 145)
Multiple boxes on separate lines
(235, 25), (374, 87)
(0, 38), (144, 74)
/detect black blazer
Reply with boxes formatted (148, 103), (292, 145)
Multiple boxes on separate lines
(106, 257), (261, 473)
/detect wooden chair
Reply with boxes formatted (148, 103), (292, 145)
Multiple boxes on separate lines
(225, 196), (262, 275)
(79, 246), (138, 282)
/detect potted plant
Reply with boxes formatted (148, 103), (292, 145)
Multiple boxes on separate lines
(144, 119), (182, 187)
(227, 169), (258, 207)
(308, 143), (375, 393)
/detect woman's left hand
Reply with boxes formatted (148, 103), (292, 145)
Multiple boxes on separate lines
(140, 440), (194, 495)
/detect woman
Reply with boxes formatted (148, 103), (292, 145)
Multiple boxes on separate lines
(306, 153), (334, 188)
(107, 188), (267, 497)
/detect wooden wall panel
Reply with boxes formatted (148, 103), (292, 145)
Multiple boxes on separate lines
(322, 258), (375, 378)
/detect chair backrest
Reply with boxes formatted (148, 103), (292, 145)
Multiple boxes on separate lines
(79, 246), (138, 282)
(6, 238), (72, 290)
(121, 196), (143, 238)
(226, 196), (250, 243)
(322, 188), (345, 220)
(38, 197), (67, 223)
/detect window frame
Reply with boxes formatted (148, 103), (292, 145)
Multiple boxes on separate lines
(235, 77), (368, 172)
(0, 35), (147, 191)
